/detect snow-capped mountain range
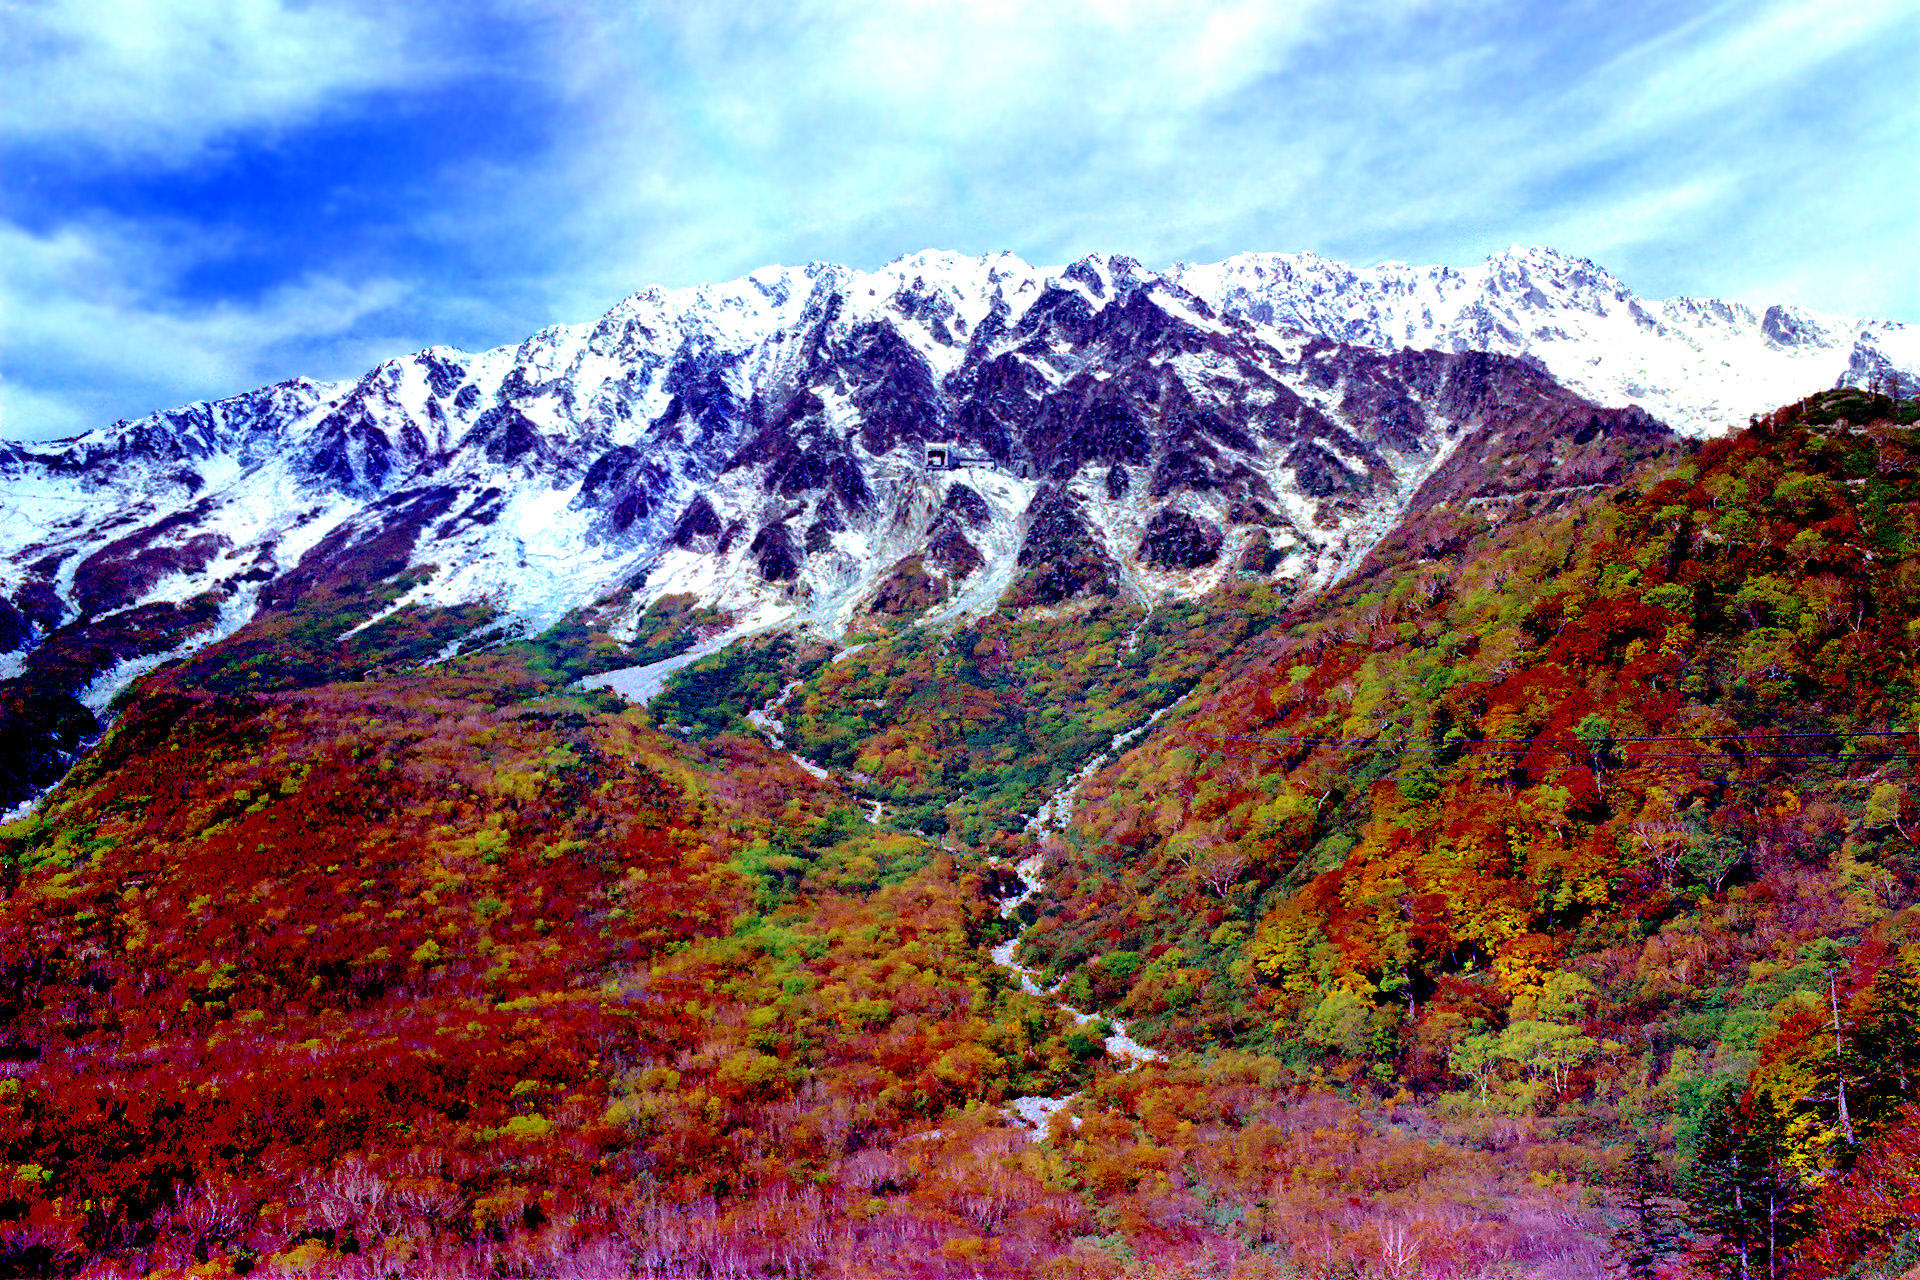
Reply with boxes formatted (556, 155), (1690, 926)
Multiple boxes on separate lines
(1177, 247), (1919, 437)
(0, 245), (1913, 808)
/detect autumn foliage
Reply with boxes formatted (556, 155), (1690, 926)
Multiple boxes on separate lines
(6, 389), (1920, 1277)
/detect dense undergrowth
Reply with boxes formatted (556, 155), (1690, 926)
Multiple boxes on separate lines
(3, 390), (1919, 1277)
(0, 659), (1118, 1276)
(773, 586), (1296, 844)
(1012, 389), (1920, 1278)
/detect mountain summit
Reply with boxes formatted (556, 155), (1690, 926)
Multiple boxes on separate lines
(6, 243), (1920, 1278)
(0, 247), (1913, 810)
(1172, 245), (1920, 434)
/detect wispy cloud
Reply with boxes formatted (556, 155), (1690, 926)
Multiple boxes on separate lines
(515, 0), (1918, 314)
(520, 0), (1380, 307)
(1, 0), (1914, 441)
(0, 0), (459, 437)
(0, 0), (435, 163)
(1575, 0), (1916, 151)
(0, 218), (408, 438)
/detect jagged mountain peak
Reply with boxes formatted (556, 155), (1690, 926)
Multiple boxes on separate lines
(1479, 244), (1630, 303)
(5, 244), (1918, 814)
(1171, 245), (1917, 433)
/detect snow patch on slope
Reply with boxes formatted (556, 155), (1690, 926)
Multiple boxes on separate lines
(1173, 246), (1917, 436)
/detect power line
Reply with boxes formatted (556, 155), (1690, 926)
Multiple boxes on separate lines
(1192, 728), (1918, 750)
(1195, 747), (1798, 785)
(1184, 728), (1920, 775)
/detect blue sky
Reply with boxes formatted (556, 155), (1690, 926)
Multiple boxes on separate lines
(2, 0), (1915, 441)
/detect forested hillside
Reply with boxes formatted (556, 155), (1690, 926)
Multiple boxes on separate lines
(3, 389), (1920, 1277)
(1015, 387), (1920, 1279)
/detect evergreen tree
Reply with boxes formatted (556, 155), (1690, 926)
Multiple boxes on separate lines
(1854, 952), (1920, 1132)
(1607, 1142), (1682, 1280)
(1685, 1080), (1804, 1280)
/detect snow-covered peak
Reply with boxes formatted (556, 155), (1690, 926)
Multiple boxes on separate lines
(1476, 245), (1631, 309)
(20, 238), (1911, 814)
(1168, 246), (1916, 435)
(18, 246), (1917, 486)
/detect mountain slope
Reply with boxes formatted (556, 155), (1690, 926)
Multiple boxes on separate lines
(6, 384), (1919, 1278)
(1010, 387), (1920, 1277)
(1174, 245), (1920, 435)
(5, 214), (1920, 1280)
(0, 247), (1768, 814)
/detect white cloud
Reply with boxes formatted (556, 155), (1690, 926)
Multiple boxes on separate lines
(338, 0), (1920, 349)
(505, 0), (1415, 313)
(0, 0), (435, 161)
(0, 218), (409, 438)
(1576, 0), (1918, 152)
(1529, 175), (1742, 265)
(3, 0), (1915, 442)
(0, 377), (94, 443)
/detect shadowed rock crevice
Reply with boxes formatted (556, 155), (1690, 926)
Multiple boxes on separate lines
(1138, 509), (1225, 570)
(1007, 487), (1120, 607)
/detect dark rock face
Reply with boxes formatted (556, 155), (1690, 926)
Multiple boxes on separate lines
(1256, 383), (1343, 442)
(435, 488), (505, 541)
(611, 491), (650, 532)
(580, 446), (643, 506)
(1150, 446), (1217, 499)
(671, 496), (723, 548)
(1008, 487), (1119, 607)
(664, 357), (749, 441)
(1339, 374), (1428, 456)
(844, 324), (943, 454)
(1138, 509), (1224, 569)
(725, 398), (873, 516)
(925, 484), (990, 580)
(770, 445), (832, 500)
(1017, 487), (1090, 564)
(939, 484), (991, 528)
(828, 456), (872, 514)
(1077, 397), (1154, 470)
(1017, 284), (1101, 345)
(309, 410), (396, 494)
(466, 405), (549, 466)
(749, 523), (801, 582)
(1063, 260), (1108, 298)
(1288, 442), (1362, 498)
(805, 503), (843, 553)
(417, 352), (467, 400)
(1762, 305), (1820, 348)
(1845, 343), (1920, 399)
(579, 446), (670, 532)
(947, 352), (1040, 463)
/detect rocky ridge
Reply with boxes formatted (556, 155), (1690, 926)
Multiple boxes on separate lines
(1172, 245), (1920, 435)
(0, 246), (1911, 810)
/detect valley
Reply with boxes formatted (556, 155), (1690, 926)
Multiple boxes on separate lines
(2, 242), (1919, 1278)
